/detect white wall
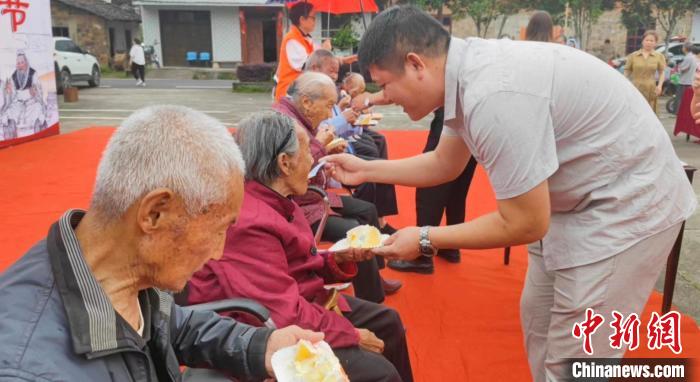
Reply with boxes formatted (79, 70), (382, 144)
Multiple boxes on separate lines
(140, 6), (163, 63)
(139, 5), (242, 65)
(211, 7), (241, 62)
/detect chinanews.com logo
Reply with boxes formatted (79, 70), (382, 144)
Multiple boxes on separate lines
(568, 308), (691, 381)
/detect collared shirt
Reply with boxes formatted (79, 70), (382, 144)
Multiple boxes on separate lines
(678, 52), (696, 85)
(625, 49), (666, 86)
(442, 37), (696, 270)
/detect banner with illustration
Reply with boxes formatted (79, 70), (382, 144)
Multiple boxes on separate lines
(0, 0), (60, 149)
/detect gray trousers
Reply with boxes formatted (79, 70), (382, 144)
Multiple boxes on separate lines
(520, 222), (682, 381)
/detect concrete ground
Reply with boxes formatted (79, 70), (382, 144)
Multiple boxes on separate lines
(57, 80), (700, 323)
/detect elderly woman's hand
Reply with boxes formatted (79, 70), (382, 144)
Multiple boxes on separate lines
(333, 247), (374, 264)
(316, 124), (335, 146)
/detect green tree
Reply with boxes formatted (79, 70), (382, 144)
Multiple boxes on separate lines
(619, 0), (654, 53)
(654, 0), (698, 48)
(495, 0), (528, 38)
(620, 0), (654, 32)
(415, 0), (447, 22)
(449, 0), (500, 37)
(567, 0), (614, 50)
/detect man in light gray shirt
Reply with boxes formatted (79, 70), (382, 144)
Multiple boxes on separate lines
(676, 41), (696, 114)
(326, 6), (696, 381)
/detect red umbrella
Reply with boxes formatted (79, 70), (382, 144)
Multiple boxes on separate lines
(285, 0), (378, 15)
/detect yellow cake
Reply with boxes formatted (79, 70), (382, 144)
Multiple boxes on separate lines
(346, 225), (382, 248)
(325, 137), (346, 151)
(293, 340), (348, 382)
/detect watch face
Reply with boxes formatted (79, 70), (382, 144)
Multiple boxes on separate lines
(420, 241), (436, 256)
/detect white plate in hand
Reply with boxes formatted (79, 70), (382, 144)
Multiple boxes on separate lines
(271, 341), (339, 382)
(329, 234), (390, 253)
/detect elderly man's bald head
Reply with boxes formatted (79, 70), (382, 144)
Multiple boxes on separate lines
(288, 71), (337, 105)
(306, 49), (340, 81)
(92, 105), (245, 218)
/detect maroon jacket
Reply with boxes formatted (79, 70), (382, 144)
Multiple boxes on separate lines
(188, 181), (360, 348)
(272, 97), (343, 225)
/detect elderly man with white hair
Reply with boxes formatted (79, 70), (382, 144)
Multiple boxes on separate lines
(4, 52), (47, 139)
(0, 105), (322, 381)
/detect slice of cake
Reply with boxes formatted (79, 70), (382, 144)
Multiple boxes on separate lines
(346, 225), (382, 249)
(293, 340), (348, 382)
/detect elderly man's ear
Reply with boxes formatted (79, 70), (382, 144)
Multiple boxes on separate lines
(136, 188), (178, 233)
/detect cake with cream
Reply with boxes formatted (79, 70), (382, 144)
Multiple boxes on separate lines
(293, 340), (348, 382)
(346, 225), (382, 248)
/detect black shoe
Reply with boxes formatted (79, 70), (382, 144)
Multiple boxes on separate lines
(388, 257), (434, 274)
(380, 223), (397, 235)
(437, 249), (461, 263)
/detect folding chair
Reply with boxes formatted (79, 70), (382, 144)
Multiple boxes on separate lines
(199, 52), (211, 67)
(186, 51), (197, 66)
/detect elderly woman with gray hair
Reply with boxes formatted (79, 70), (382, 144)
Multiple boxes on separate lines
(189, 111), (413, 382)
(273, 71), (402, 303)
(0, 105), (323, 381)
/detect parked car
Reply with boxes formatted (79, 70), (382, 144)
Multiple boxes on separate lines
(54, 37), (101, 94)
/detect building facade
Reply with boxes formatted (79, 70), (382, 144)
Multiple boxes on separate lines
(136, 0), (295, 67)
(51, 0), (141, 66)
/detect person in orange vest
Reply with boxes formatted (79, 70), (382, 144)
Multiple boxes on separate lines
(275, 2), (356, 101)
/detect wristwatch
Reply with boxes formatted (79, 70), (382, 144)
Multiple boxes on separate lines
(419, 226), (437, 258)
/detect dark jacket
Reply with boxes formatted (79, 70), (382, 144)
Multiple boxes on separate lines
(0, 210), (273, 382)
(188, 181), (360, 349)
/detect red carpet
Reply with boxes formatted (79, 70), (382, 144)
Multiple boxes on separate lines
(0, 127), (698, 381)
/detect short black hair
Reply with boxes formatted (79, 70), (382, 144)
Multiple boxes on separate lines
(134, 38), (141, 44)
(358, 5), (450, 76)
(289, 2), (314, 27)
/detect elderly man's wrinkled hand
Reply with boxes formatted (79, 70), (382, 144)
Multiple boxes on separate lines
(350, 92), (372, 112)
(265, 325), (324, 376)
(371, 226), (422, 261)
(342, 108), (359, 124)
(338, 94), (352, 110)
(316, 125), (335, 146)
(327, 140), (348, 155)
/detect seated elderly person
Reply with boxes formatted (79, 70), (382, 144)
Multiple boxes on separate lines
(0, 106), (321, 381)
(306, 50), (399, 235)
(188, 111), (413, 382)
(273, 71), (402, 302)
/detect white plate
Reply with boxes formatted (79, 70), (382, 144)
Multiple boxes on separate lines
(271, 341), (345, 382)
(329, 234), (390, 252)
